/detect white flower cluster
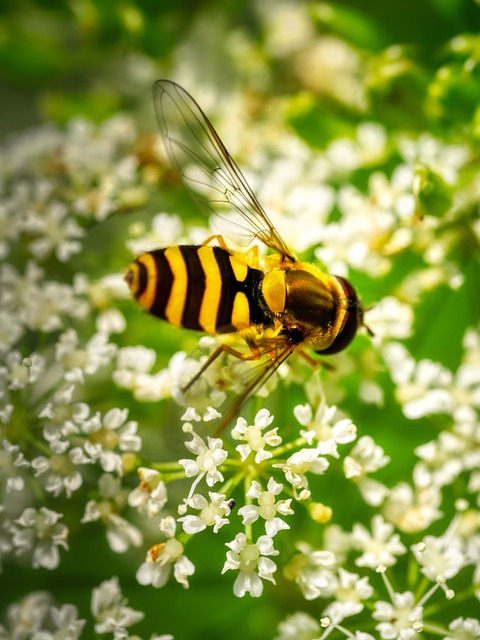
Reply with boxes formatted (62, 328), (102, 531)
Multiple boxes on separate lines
(0, 576), (172, 640)
(278, 502), (478, 639)
(131, 397), (392, 599)
(0, 115), (163, 583)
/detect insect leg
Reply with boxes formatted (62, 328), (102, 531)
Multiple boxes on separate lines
(200, 235), (260, 267)
(181, 341), (263, 394)
(297, 349), (335, 372)
(214, 342), (297, 433)
(200, 234), (230, 249)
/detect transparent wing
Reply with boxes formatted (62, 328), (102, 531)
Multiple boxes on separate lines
(217, 339), (298, 431)
(153, 79), (295, 260)
(217, 338), (298, 432)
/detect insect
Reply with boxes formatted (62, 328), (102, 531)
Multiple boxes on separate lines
(125, 80), (367, 425)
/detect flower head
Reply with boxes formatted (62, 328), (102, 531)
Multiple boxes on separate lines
(283, 542), (337, 600)
(178, 491), (233, 534)
(352, 515), (407, 568)
(91, 576), (144, 636)
(179, 422), (227, 487)
(238, 478), (293, 537)
(0, 439), (30, 492)
(412, 534), (466, 582)
(136, 516), (195, 589)
(222, 532), (279, 597)
(294, 401), (357, 454)
(275, 448), (329, 500)
(232, 408), (281, 463)
(128, 467), (168, 517)
(373, 591), (423, 640)
(11, 507), (68, 570)
(81, 474), (143, 553)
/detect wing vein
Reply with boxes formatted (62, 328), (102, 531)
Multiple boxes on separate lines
(153, 80), (295, 261)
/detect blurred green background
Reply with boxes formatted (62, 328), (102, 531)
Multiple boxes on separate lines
(1, 0), (480, 139)
(1, 0), (480, 638)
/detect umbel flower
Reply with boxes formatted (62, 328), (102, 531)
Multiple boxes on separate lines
(137, 516), (195, 589)
(222, 532), (279, 597)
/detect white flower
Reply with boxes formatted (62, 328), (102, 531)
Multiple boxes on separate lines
(31, 444), (90, 498)
(55, 328), (117, 383)
(24, 199), (85, 262)
(294, 401), (357, 454)
(0, 439), (30, 492)
(274, 611), (321, 640)
(383, 483), (443, 533)
(352, 515), (407, 568)
(222, 532), (279, 597)
(261, 2), (315, 57)
(0, 401), (13, 424)
(112, 345), (158, 399)
(444, 617), (480, 640)
(179, 423), (227, 487)
(136, 516), (195, 589)
(39, 391), (88, 440)
(73, 272), (128, 335)
(323, 569), (373, 622)
(414, 432), (465, 489)
(167, 350), (226, 410)
(344, 435), (390, 478)
(178, 491), (233, 534)
(1, 262), (88, 334)
(323, 523), (353, 565)
(128, 467), (168, 517)
(0, 504), (14, 563)
(91, 576), (144, 637)
(283, 542), (337, 600)
(0, 309), (24, 353)
(238, 478), (293, 537)
(373, 591), (423, 639)
(126, 211), (184, 254)
(11, 507), (68, 569)
(316, 173), (401, 278)
(399, 133), (469, 185)
(383, 341), (480, 420)
(0, 592), (53, 638)
(275, 448), (329, 500)
(81, 474), (143, 553)
(32, 603), (86, 639)
(181, 405), (221, 423)
(0, 350), (46, 389)
(231, 408), (281, 463)
(82, 407), (141, 475)
(344, 435), (390, 505)
(366, 296), (414, 341)
(412, 534), (466, 581)
(453, 414), (480, 473)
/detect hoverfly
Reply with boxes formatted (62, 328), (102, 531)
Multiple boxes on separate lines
(125, 80), (367, 426)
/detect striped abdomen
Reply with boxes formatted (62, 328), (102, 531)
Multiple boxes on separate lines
(125, 245), (268, 334)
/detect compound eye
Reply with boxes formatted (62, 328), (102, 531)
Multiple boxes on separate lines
(316, 276), (360, 355)
(317, 308), (359, 355)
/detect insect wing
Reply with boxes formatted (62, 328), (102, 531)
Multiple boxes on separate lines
(153, 80), (294, 260)
(217, 338), (298, 430)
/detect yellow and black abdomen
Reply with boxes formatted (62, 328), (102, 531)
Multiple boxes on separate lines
(126, 245), (268, 334)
